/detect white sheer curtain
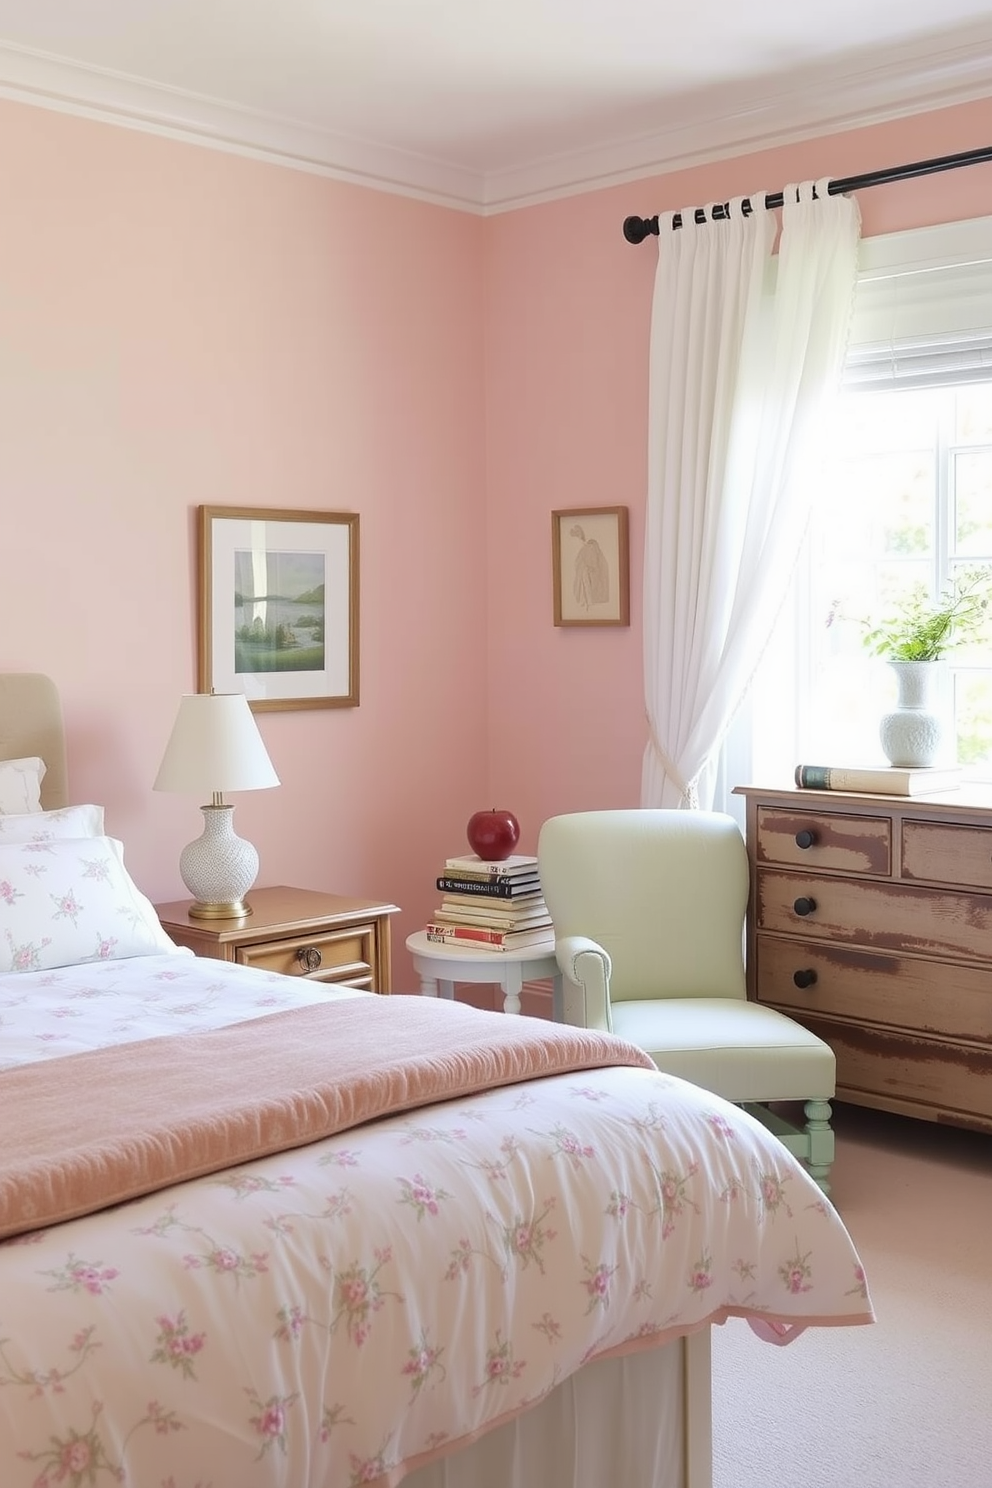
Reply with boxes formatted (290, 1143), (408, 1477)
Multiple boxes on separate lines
(641, 180), (862, 808)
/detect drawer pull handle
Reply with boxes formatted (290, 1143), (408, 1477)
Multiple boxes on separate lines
(298, 946), (322, 973)
(793, 896), (817, 917)
(793, 968), (818, 989)
(795, 829), (817, 849)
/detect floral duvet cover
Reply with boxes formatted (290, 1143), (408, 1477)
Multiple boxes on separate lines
(0, 955), (873, 1488)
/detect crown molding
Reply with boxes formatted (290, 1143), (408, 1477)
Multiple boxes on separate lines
(0, 41), (483, 211)
(0, 29), (990, 216)
(481, 28), (992, 210)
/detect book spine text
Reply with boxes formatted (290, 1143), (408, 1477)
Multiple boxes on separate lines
(425, 923), (553, 948)
(436, 876), (538, 898)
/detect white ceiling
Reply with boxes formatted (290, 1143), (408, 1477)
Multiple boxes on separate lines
(0, 1), (990, 211)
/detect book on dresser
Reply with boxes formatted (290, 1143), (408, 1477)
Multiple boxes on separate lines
(794, 763), (962, 795)
(425, 921), (556, 950)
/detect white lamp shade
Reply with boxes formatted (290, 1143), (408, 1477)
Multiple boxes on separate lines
(154, 693), (279, 797)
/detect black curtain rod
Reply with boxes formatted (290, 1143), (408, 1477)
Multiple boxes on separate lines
(622, 144), (992, 243)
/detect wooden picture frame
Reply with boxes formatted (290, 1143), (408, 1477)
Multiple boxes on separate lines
(551, 506), (630, 627)
(197, 505), (360, 711)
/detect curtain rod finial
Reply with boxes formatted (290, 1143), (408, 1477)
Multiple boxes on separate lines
(623, 215), (659, 244)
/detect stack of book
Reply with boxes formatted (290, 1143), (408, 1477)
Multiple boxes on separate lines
(426, 853), (555, 951)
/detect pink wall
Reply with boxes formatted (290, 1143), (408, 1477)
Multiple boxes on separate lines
(0, 98), (490, 987)
(485, 98), (992, 850)
(1, 91), (990, 991)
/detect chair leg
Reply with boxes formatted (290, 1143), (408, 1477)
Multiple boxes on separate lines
(804, 1099), (834, 1198)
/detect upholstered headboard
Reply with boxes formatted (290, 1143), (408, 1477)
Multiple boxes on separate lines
(0, 673), (69, 809)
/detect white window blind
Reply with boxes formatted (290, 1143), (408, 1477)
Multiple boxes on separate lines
(845, 214), (992, 390)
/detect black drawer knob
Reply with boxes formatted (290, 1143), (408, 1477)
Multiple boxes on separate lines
(793, 896), (817, 917)
(297, 945), (322, 972)
(795, 829), (817, 849)
(793, 968), (818, 989)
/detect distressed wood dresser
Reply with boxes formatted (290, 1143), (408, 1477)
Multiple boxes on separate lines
(734, 785), (992, 1132)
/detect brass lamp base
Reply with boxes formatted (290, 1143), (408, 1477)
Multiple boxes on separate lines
(187, 897), (253, 920)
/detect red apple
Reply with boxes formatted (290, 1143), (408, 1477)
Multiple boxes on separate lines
(467, 808), (520, 862)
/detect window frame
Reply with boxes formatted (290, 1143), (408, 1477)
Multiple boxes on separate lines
(718, 213), (992, 822)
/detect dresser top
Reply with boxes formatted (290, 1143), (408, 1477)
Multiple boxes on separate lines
(733, 783), (992, 820)
(734, 779), (992, 815)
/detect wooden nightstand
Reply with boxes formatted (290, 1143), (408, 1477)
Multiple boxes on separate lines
(155, 885), (400, 994)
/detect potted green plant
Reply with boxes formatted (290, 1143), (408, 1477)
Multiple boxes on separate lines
(859, 567), (991, 767)
(860, 567), (991, 661)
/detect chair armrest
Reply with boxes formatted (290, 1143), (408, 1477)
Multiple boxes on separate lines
(554, 934), (612, 1032)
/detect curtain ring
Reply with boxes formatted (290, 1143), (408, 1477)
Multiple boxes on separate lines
(673, 204), (703, 230)
(732, 193), (763, 220)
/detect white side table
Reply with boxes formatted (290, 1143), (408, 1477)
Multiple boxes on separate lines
(406, 930), (563, 1017)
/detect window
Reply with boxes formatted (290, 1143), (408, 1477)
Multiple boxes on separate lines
(720, 214), (992, 817)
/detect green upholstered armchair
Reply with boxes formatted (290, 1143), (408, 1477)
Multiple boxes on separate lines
(538, 808), (836, 1194)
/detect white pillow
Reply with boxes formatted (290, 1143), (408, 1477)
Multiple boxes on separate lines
(0, 757), (46, 815)
(0, 836), (180, 973)
(0, 803), (105, 843)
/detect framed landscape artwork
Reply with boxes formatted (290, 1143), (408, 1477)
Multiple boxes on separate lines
(197, 506), (360, 711)
(551, 506), (630, 627)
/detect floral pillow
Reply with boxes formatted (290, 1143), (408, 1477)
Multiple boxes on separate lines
(0, 757), (46, 816)
(0, 836), (180, 973)
(0, 803), (105, 843)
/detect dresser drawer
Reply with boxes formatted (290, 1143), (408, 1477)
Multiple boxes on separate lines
(902, 819), (992, 891)
(755, 807), (891, 875)
(236, 925), (376, 987)
(787, 1013), (992, 1128)
(756, 867), (992, 963)
(754, 933), (992, 1043)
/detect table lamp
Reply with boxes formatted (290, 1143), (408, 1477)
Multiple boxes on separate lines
(154, 692), (280, 919)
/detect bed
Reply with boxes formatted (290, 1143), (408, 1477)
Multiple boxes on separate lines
(0, 674), (874, 1488)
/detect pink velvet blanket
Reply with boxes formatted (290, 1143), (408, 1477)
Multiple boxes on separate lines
(0, 993), (655, 1239)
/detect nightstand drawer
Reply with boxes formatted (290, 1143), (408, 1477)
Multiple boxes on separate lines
(755, 806), (891, 875)
(237, 925), (377, 986)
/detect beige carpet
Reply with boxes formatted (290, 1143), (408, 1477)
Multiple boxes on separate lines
(712, 1101), (992, 1488)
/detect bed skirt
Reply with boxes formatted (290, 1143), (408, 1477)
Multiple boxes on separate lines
(403, 1331), (712, 1488)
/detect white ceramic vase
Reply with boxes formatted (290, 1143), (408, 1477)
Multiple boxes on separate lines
(878, 660), (943, 768)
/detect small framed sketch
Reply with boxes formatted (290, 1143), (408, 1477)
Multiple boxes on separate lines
(551, 506), (630, 627)
(198, 505), (360, 711)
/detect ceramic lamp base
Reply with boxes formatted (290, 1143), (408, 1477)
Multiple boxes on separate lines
(179, 803), (258, 919)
